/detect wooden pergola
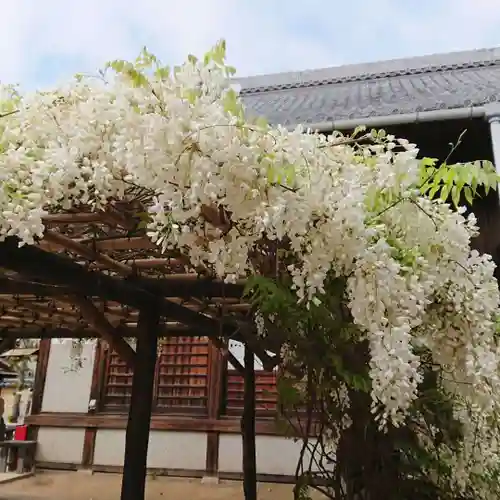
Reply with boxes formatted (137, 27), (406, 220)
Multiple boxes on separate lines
(0, 206), (278, 500)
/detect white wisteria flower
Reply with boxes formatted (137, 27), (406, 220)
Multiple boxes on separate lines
(1, 43), (500, 497)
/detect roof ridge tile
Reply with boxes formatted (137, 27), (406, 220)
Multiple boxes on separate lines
(241, 58), (500, 95)
(237, 47), (500, 95)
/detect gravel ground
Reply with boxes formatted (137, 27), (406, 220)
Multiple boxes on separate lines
(0, 470), (328, 500)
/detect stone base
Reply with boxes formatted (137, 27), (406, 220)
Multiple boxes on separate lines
(201, 475), (220, 485)
(76, 467), (94, 475)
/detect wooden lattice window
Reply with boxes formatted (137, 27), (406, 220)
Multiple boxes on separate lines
(102, 350), (133, 411)
(224, 340), (278, 415)
(225, 369), (278, 415)
(154, 336), (209, 413)
(100, 336), (210, 413)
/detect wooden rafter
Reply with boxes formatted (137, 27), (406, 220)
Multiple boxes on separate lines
(0, 194), (283, 378)
(43, 207), (133, 229)
(44, 230), (133, 275)
(0, 274), (245, 300)
(0, 238), (237, 327)
(0, 237), (255, 373)
(0, 324), (210, 339)
(81, 237), (156, 252)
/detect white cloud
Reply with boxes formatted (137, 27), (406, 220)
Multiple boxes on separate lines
(2, 0), (500, 90)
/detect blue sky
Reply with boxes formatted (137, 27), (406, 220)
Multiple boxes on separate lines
(4, 0), (500, 91)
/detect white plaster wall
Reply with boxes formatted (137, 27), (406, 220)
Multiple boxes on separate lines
(41, 340), (96, 413)
(36, 427), (85, 464)
(219, 435), (330, 476)
(93, 429), (207, 470)
(36, 339), (328, 477)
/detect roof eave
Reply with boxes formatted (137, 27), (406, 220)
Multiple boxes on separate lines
(291, 106), (486, 133)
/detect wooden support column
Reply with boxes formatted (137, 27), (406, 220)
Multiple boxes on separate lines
(120, 308), (159, 500)
(81, 342), (106, 469)
(28, 338), (51, 443)
(205, 340), (224, 475)
(31, 338), (51, 415)
(242, 345), (257, 500)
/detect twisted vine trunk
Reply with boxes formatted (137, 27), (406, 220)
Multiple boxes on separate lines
(336, 392), (395, 499)
(335, 341), (403, 500)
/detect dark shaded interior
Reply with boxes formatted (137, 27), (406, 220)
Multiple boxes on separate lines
(349, 117), (500, 276)
(389, 118), (500, 266)
(386, 118), (493, 164)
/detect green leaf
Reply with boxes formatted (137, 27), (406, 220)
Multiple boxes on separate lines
(352, 125), (367, 137)
(183, 89), (200, 105)
(284, 165), (296, 186)
(135, 46), (158, 68)
(210, 39), (227, 65)
(488, 171), (500, 190)
(444, 169), (456, 186)
(420, 157), (438, 168)
(471, 175), (478, 193)
(428, 184), (440, 199)
(351, 373), (370, 392)
(440, 183), (450, 202)
(127, 68), (148, 88)
(277, 377), (302, 406)
(154, 66), (170, 80)
(464, 186), (474, 205)
(451, 185), (460, 207)
(222, 88), (242, 116)
(106, 59), (127, 73)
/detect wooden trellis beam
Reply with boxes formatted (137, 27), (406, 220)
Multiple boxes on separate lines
(42, 208), (133, 229)
(0, 237), (234, 329)
(0, 238), (260, 373)
(44, 230), (133, 275)
(0, 324), (212, 339)
(0, 274), (245, 299)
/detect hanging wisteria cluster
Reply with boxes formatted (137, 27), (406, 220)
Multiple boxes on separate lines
(1, 42), (500, 496)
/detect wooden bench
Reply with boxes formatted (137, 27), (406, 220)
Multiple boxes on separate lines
(0, 440), (37, 473)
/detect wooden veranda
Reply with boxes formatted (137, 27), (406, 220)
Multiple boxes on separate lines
(0, 206), (278, 500)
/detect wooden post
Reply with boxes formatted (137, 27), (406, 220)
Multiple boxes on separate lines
(241, 345), (257, 500)
(120, 308), (159, 500)
(205, 340), (223, 475)
(81, 342), (106, 469)
(26, 338), (51, 444)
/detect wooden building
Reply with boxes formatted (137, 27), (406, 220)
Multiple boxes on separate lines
(17, 46), (500, 480)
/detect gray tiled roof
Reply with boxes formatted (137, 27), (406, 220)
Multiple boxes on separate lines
(237, 47), (500, 126)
